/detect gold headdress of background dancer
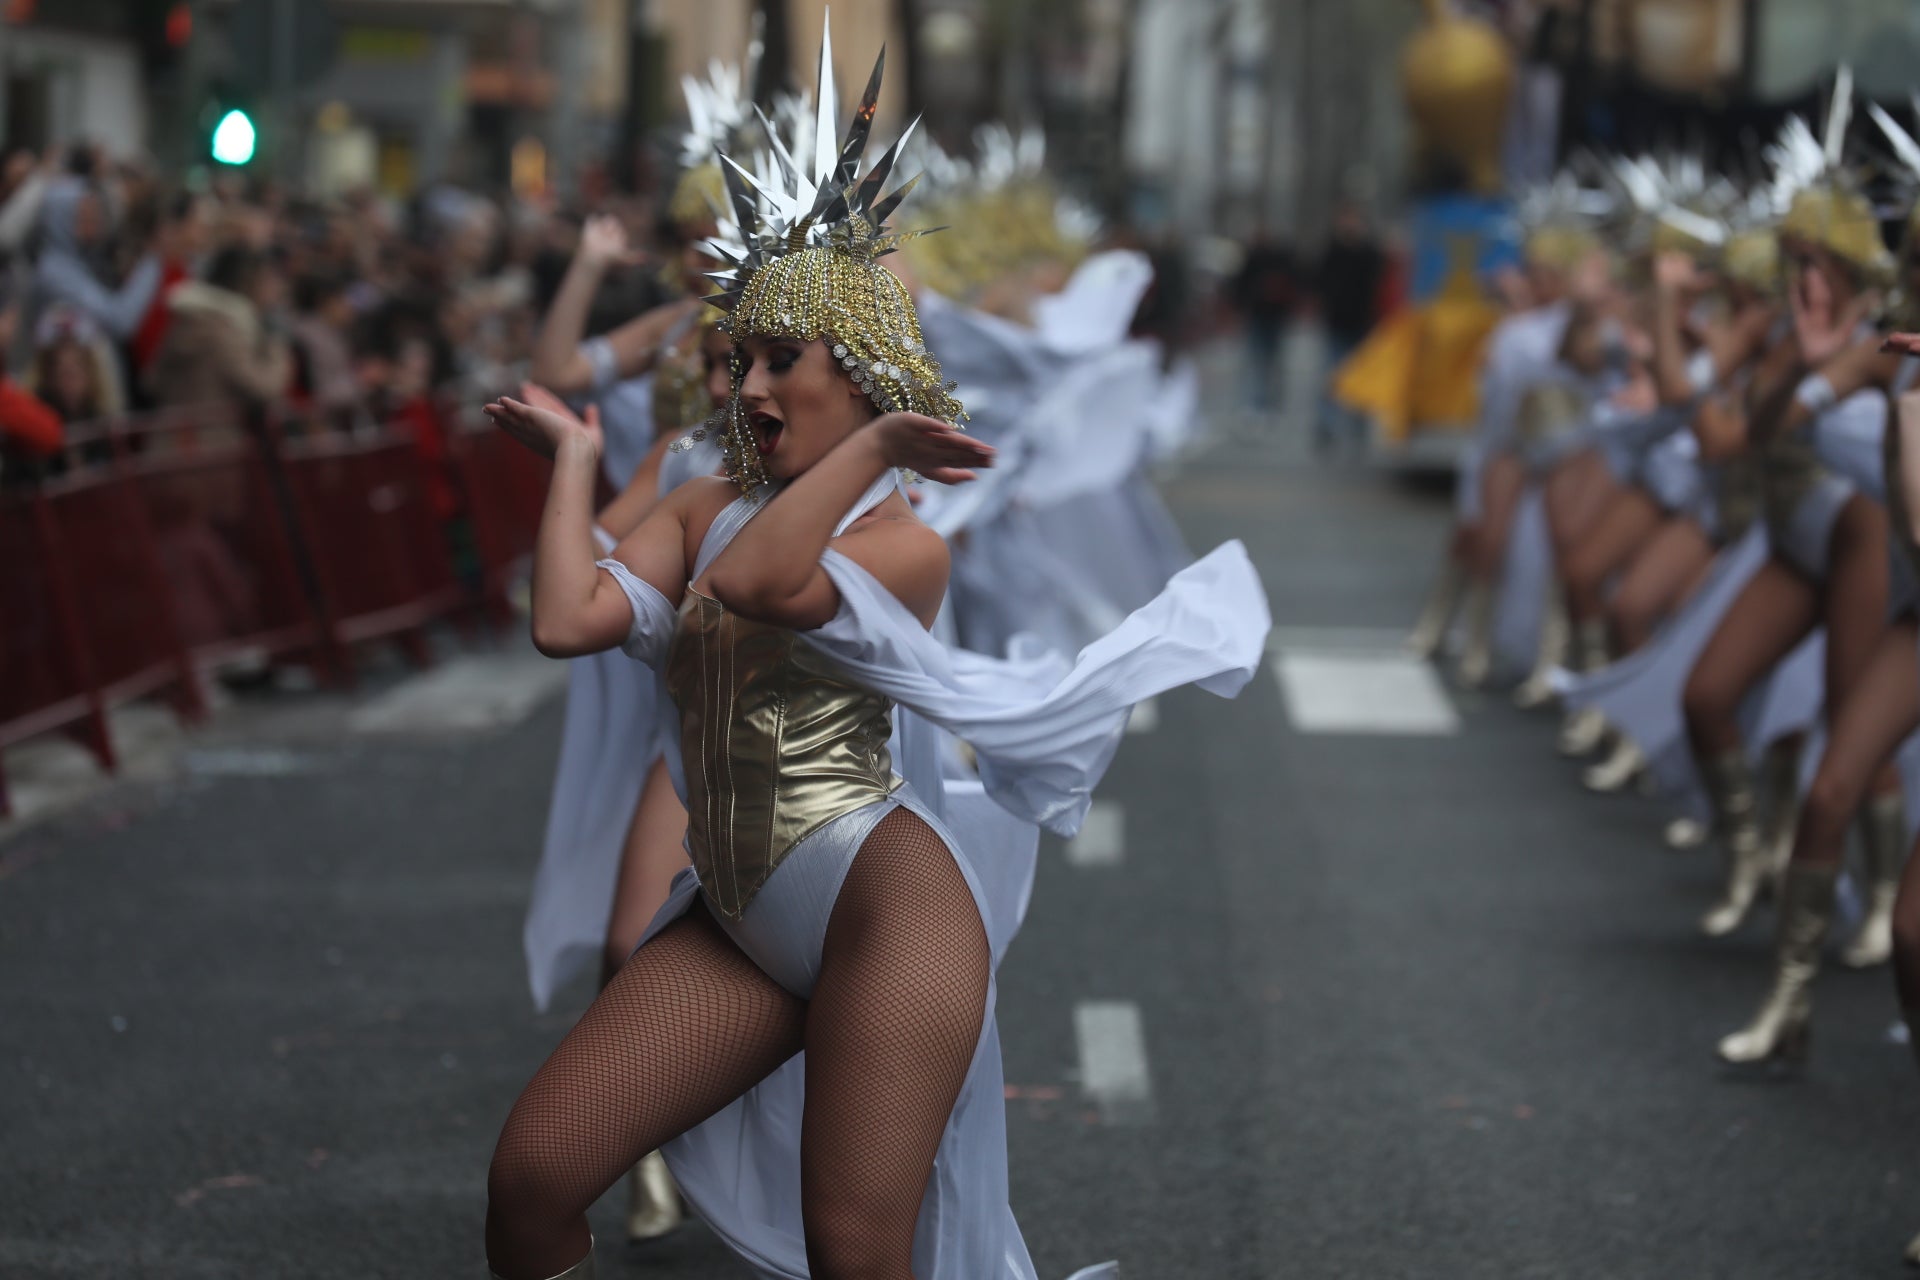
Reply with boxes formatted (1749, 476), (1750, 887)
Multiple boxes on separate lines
(668, 30), (763, 233)
(1514, 170), (1610, 275)
(1770, 67), (1895, 292)
(686, 12), (965, 491)
(1867, 94), (1920, 328)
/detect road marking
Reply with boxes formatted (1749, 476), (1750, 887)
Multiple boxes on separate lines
(1074, 1001), (1155, 1124)
(1126, 698), (1159, 734)
(1273, 648), (1460, 736)
(1065, 801), (1124, 867)
(1266, 625), (1410, 653)
(350, 651), (567, 734)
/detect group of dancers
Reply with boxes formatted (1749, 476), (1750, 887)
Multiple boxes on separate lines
(478, 16), (1269, 1279)
(1407, 68), (1920, 1264)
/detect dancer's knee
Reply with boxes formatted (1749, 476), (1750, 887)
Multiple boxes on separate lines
(805, 1201), (912, 1280)
(1799, 767), (1864, 863)
(1681, 675), (1736, 740)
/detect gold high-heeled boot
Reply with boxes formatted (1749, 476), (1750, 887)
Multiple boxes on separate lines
(1556, 619), (1612, 756)
(1716, 863), (1838, 1064)
(1512, 586), (1568, 710)
(1408, 558), (1468, 661)
(1454, 582), (1497, 689)
(626, 1150), (682, 1241)
(1584, 734), (1647, 793)
(1664, 815), (1709, 850)
(492, 1240), (595, 1279)
(1840, 792), (1907, 969)
(1756, 739), (1804, 896)
(1700, 749), (1768, 937)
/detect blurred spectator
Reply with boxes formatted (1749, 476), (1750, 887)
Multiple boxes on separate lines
(1311, 201), (1386, 454)
(1232, 228), (1301, 415)
(146, 244), (292, 414)
(291, 271), (365, 429)
(131, 191), (212, 384)
(0, 282), (63, 487)
(32, 167), (162, 347)
(33, 334), (110, 425)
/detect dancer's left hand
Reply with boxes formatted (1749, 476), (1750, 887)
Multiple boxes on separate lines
(868, 413), (996, 485)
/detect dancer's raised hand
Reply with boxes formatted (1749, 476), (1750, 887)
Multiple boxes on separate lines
(866, 413), (996, 486)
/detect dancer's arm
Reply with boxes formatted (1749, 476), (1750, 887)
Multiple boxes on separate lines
(1899, 385), (1920, 548)
(529, 217), (688, 394)
(1650, 254), (1703, 406)
(703, 414), (995, 631)
(485, 395), (693, 657)
(1691, 396), (1748, 462)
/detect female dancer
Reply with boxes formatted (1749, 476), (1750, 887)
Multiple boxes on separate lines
(480, 36), (1265, 1279)
(1714, 151), (1920, 1061)
(1575, 241), (1779, 792)
(1679, 157), (1896, 943)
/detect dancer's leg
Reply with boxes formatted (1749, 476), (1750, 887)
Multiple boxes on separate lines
(1471, 452), (1526, 581)
(1682, 561), (1819, 760)
(601, 757), (691, 983)
(1683, 561), (1821, 936)
(1544, 450), (1615, 563)
(1721, 623), (1920, 1062)
(486, 907), (805, 1279)
(1606, 517), (1714, 654)
(801, 808), (992, 1279)
(1822, 495), (1894, 712)
(1562, 487), (1663, 626)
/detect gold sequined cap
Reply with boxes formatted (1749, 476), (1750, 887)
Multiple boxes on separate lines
(689, 11), (965, 491)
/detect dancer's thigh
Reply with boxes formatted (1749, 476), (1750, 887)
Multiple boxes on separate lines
(800, 807), (991, 1273)
(1611, 518), (1714, 638)
(1566, 487), (1662, 588)
(1823, 495), (1894, 707)
(1801, 622), (1920, 861)
(1683, 559), (1819, 730)
(604, 756), (691, 968)
(490, 906), (805, 1228)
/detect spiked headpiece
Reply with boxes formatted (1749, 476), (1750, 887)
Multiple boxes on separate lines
(683, 13), (964, 491)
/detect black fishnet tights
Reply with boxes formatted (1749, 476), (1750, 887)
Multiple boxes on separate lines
(484, 806), (990, 1280)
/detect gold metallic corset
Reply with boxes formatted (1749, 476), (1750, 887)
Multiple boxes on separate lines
(1515, 383), (1588, 444)
(1759, 431), (1827, 523)
(666, 589), (900, 919)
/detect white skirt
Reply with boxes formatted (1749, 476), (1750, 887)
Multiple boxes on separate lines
(645, 782), (1114, 1280)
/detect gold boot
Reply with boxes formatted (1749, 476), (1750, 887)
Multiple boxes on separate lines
(1454, 582), (1497, 689)
(1700, 750), (1768, 937)
(1716, 863), (1838, 1064)
(1408, 558), (1468, 661)
(1755, 739), (1804, 897)
(1556, 619), (1612, 756)
(1512, 586), (1569, 710)
(1664, 816), (1709, 851)
(1584, 734), (1647, 793)
(625, 1150), (682, 1242)
(493, 1240), (595, 1279)
(1841, 792), (1907, 969)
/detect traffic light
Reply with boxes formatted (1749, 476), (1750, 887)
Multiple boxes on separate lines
(210, 108), (257, 165)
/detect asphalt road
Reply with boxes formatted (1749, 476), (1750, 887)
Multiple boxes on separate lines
(7, 436), (1920, 1279)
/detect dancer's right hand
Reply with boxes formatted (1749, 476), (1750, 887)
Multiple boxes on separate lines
(1883, 332), (1920, 358)
(866, 413), (996, 486)
(486, 390), (603, 461)
(578, 214), (645, 271)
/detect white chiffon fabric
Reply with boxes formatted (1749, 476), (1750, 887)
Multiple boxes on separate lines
(598, 472), (1268, 1279)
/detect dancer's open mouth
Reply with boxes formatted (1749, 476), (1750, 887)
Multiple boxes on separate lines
(749, 412), (785, 457)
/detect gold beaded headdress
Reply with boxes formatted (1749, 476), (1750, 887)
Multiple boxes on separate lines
(1514, 171), (1611, 272)
(684, 13), (964, 491)
(1769, 69), (1895, 291)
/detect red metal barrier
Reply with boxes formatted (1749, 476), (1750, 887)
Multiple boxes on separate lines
(0, 492), (114, 817)
(450, 406), (551, 622)
(274, 415), (465, 674)
(91, 408), (332, 676)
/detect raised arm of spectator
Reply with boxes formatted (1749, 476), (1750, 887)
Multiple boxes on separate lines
(530, 214), (681, 395)
(38, 251), (163, 340)
(0, 170), (48, 254)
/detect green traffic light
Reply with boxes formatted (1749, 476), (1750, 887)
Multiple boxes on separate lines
(211, 109), (257, 165)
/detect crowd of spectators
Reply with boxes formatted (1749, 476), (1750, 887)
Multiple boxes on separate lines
(0, 141), (686, 492)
